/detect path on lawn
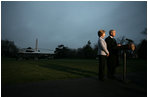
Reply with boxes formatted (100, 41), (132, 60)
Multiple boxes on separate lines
(2, 73), (147, 97)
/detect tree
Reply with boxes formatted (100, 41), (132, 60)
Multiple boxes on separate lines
(141, 28), (147, 35)
(116, 36), (126, 45)
(82, 40), (94, 59)
(1, 40), (18, 57)
(137, 40), (147, 59)
(92, 43), (98, 58)
(54, 44), (69, 58)
(136, 28), (147, 59)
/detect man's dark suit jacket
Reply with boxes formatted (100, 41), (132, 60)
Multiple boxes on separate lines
(105, 36), (119, 56)
(105, 36), (129, 67)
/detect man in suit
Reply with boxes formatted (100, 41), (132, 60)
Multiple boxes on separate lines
(105, 30), (129, 79)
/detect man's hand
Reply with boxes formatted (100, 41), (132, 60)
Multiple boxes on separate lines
(106, 53), (109, 57)
(117, 44), (121, 46)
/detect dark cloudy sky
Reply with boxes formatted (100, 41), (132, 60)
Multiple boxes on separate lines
(1, 1), (147, 50)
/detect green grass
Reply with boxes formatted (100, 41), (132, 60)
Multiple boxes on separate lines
(1, 57), (147, 85)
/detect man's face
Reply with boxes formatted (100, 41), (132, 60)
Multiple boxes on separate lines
(111, 30), (116, 37)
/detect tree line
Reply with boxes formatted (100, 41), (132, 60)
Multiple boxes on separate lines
(54, 40), (98, 59)
(1, 39), (147, 59)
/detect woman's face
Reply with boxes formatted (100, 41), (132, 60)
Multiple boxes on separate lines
(101, 33), (106, 38)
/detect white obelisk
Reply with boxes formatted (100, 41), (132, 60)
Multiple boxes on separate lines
(35, 38), (38, 52)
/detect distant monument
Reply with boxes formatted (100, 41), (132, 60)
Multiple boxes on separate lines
(35, 38), (38, 52)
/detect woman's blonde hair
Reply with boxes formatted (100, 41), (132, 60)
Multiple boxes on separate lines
(98, 30), (105, 37)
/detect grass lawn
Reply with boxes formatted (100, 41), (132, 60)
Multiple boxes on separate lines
(1, 57), (147, 85)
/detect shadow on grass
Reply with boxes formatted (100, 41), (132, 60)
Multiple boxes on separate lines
(39, 63), (98, 78)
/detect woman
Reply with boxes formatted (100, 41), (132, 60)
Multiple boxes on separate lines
(98, 30), (109, 81)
